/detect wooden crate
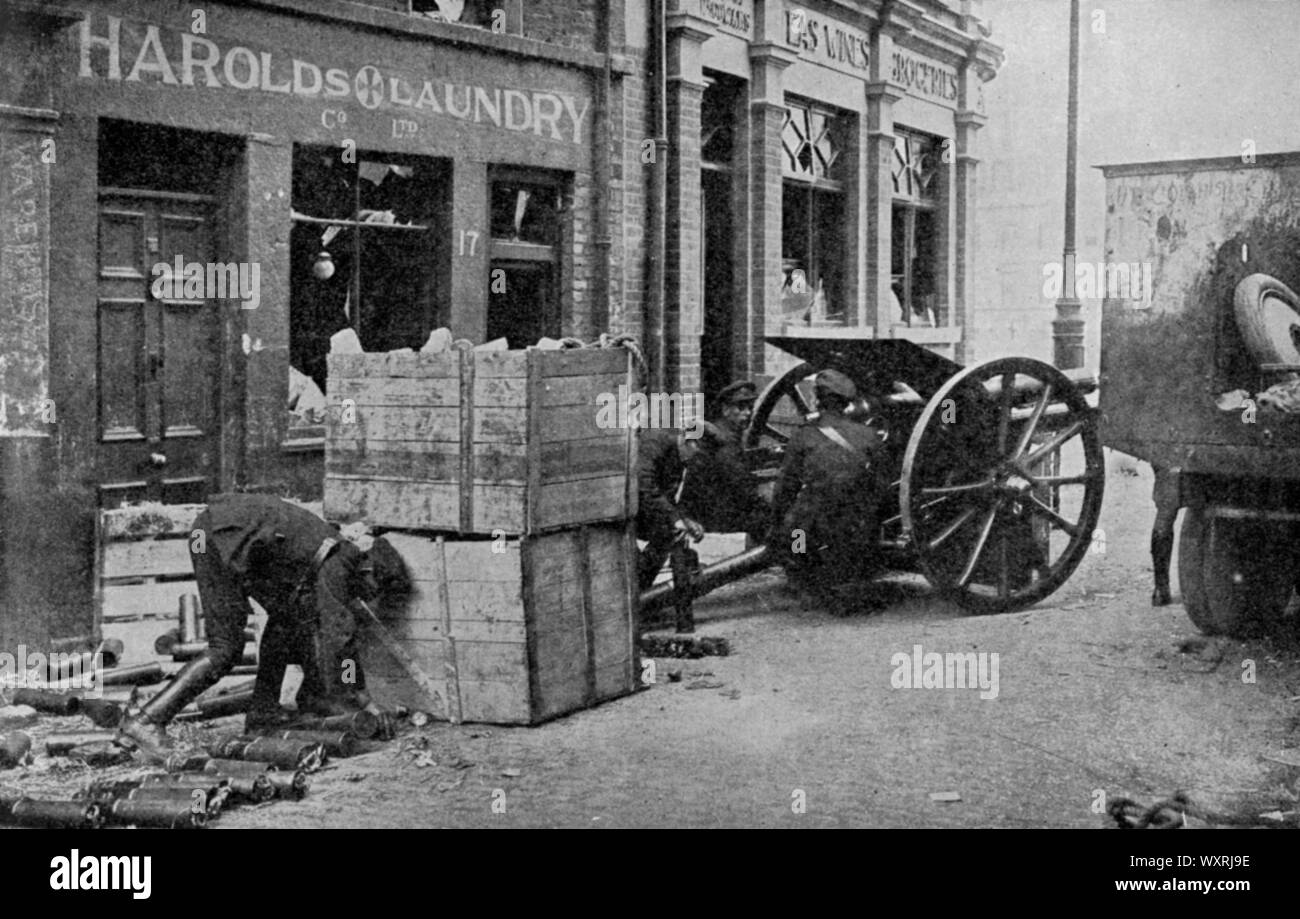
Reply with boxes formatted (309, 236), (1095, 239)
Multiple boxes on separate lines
(324, 347), (637, 536)
(360, 522), (639, 725)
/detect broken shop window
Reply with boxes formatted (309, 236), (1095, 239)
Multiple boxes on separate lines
(288, 144), (452, 403)
(781, 98), (847, 326)
(486, 169), (566, 348)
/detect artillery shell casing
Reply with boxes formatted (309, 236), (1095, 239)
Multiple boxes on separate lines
(10, 688), (82, 716)
(0, 731), (32, 767)
(273, 730), (355, 758)
(77, 698), (124, 729)
(203, 756), (272, 775)
(96, 638), (125, 669)
(294, 709), (380, 740)
(107, 797), (205, 829)
(154, 627), (181, 656)
(246, 736), (325, 771)
(171, 643), (257, 665)
(179, 594), (202, 643)
(99, 663), (165, 687)
(261, 769), (308, 800)
(5, 798), (103, 829)
(45, 731), (120, 755)
(124, 785), (223, 816)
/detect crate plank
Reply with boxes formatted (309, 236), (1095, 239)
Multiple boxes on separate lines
(103, 538), (194, 580)
(329, 352), (460, 379)
(330, 405), (462, 442)
(101, 504), (205, 540)
(102, 580), (196, 620)
(538, 404), (620, 443)
(473, 376), (527, 407)
(472, 485), (528, 533)
(536, 476), (629, 529)
(330, 376), (461, 406)
(539, 373), (627, 407)
(473, 406), (527, 443)
(538, 438), (627, 482)
(473, 350), (529, 378)
(457, 679), (532, 724)
(444, 581), (526, 622)
(443, 541), (522, 581)
(539, 348), (628, 378)
(323, 478), (461, 528)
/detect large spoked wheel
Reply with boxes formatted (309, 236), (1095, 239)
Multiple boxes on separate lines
(744, 362), (817, 453)
(900, 357), (1105, 613)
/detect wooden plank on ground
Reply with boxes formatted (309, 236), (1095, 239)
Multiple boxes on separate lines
(101, 504), (205, 540)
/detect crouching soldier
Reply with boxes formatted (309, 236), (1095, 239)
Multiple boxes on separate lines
(679, 381), (770, 541)
(769, 369), (887, 615)
(637, 427), (705, 590)
(117, 494), (410, 761)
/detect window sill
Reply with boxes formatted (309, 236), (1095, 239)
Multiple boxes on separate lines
(781, 323), (877, 339)
(889, 325), (963, 344)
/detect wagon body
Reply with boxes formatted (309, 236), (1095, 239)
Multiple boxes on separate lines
(1099, 152), (1300, 481)
(1099, 152), (1300, 636)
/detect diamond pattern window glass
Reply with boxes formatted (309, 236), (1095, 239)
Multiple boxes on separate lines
(782, 102), (842, 185)
(892, 129), (940, 202)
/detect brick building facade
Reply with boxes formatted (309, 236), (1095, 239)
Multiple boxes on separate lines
(626, 0), (1003, 398)
(0, 0), (1000, 646)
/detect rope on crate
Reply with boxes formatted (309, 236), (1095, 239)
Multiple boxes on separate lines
(557, 333), (649, 387)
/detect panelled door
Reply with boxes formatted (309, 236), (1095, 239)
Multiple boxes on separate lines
(96, 189), (221, 507)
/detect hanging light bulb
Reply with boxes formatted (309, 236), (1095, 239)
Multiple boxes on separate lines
(312, 250), (336, 280)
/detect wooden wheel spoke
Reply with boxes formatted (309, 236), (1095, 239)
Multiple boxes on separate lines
(1024, 420), (1084, 467)
(1011, 384), (1052, 460)
(1032, 470), (1100, 487)
(995, 372), (1014, 452)
(997, 535), (1010, 601)
(926, 505), (980, 551)
(922, 480), (995, 498)
(1024, 494), (1081, 538)
(957, 504), (1000, 588)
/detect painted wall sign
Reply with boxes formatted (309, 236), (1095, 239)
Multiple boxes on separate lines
(698, 0), (753, 39)
(784, 5), (870, 78)
(76, 15), (592, 145)
(891, 50), (959, 107)
(0, 130), (50, 436)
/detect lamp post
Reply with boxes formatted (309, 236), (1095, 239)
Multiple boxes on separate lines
(1053, 0), (1084, 369)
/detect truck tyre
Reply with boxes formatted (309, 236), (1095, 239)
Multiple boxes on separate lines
(1233, 273), (1300, 368)
(1178, 506), (1295, 637)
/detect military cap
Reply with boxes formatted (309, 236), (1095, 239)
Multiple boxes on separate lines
(814, 369), (858, 400)
(715, 380), (758, 406)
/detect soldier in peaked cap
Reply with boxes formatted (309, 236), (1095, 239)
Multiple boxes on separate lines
(679, 380), (770, 540)
(770, 369), (888, 614)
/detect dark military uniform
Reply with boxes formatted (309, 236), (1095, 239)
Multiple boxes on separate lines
(194, 494), (370, 714)
(771, 412), (885, 591)
(1151, 465), (1183, 604)
(636, 428), (689, 589)
(679, 422), (769, 539)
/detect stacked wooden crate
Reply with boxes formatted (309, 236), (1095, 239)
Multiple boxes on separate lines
(324, 346), (640, 725)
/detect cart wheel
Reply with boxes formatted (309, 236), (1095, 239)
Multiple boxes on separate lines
(900, 357), (1104, 613)
(1178, 506), (1297, 637)
(744, 362), (816, 452)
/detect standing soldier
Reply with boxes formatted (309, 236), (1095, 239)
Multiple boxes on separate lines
(117, 494), (409, 761)
(770, 369), (887, 615)
(1151, 465), (1183, 606)
(636, 427), (705, 590)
